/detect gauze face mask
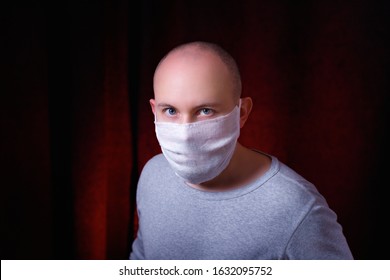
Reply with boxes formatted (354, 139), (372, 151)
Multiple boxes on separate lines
(154, 101), (241, 184)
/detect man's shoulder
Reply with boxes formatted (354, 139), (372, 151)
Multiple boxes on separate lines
(144, 153), (166, 167)
(270, 160), (328, 208)
(141, 152), (175, 177)
(137, 153), (172, 194)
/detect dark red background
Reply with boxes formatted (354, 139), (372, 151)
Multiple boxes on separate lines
(1, 0), (389, 259)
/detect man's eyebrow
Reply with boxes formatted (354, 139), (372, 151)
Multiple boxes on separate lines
(156, 103), (221, 108)
(193, 103), (221, 109)
(157, 103), (176, 108)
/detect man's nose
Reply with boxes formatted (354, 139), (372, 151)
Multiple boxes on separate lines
(181, 114), (196, 124)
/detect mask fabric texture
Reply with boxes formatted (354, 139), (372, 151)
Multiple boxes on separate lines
(154, 103), (241, 184)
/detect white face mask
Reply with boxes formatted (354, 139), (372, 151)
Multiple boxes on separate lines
(154, 101), (241, 184)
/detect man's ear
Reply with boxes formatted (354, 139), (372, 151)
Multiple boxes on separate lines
(239, 97), (253, 128)
(150, 99), (156, 115)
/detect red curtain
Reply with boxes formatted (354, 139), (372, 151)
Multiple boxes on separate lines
(1, 0), (389, 259)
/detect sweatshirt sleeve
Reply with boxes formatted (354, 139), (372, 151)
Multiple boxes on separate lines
(284, 204), (354, 260)
(129, 191), (145, 259)
(129, 168), (147, 260)
(129, 225), (145, 260)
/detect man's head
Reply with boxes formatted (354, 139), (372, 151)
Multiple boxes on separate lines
(150, 41), (252, 126)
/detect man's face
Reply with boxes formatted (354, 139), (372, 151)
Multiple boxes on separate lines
(151, 50), (237, 124)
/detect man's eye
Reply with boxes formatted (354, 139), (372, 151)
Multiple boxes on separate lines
(199, 108), (213, 115)
(164, 108), (176, 116)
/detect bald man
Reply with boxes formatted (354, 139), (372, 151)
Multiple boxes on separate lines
(130, 41), (353, 260)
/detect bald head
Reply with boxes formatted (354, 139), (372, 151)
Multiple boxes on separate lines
(153, 42), (242, 101)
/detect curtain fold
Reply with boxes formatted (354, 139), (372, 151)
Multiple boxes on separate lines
(68, 0), (132, 259)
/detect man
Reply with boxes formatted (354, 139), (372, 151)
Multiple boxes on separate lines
(130, 41), (353, 259)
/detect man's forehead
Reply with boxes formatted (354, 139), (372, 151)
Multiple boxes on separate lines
(154, 88), (236, 109)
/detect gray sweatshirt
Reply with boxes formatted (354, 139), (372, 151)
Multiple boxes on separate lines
(130, 153), (353, 259)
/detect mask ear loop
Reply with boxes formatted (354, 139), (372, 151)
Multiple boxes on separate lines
(236, 98), (242, 111)
(154, 111), (158, 123)
(237, 98), (242, 124)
